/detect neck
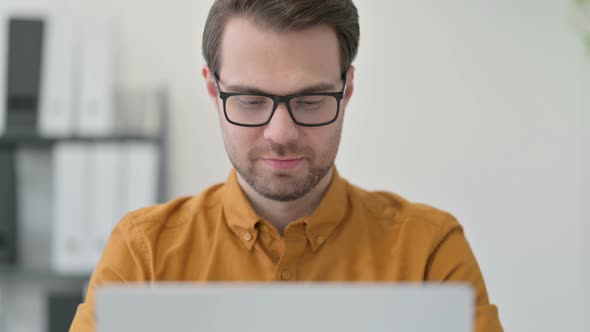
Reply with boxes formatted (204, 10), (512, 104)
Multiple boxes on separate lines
(237, 167), (334, 235)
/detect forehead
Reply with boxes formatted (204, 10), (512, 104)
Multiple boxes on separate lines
(219, 17), (341, 93)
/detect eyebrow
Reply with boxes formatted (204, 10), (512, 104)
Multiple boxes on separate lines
(221, 81), (340, 95)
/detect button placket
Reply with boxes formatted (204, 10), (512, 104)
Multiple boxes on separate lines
(280, 270), (291, 280)
(274, 224), (307, 281)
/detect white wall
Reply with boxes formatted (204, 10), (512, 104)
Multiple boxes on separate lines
(586, 57), (590, 332)
(19, 0), (590, 331)
(347, 1), (588, 331)
(582, 41), (590, 332)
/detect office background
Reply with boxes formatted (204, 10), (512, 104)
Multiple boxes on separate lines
(0, 0), (588, 331)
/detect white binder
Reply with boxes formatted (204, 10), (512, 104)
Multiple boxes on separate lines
(88, 143), (125, 266)
(52, 142), (92, 274)
(76, 17), (114, 136)
(51, 142), (160, 275)
(38, 13), (76, 137)
(124, 142), (160, 212)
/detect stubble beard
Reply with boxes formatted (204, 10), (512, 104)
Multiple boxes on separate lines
(230, 141), (333, 202)
(227, 129), (341, 202)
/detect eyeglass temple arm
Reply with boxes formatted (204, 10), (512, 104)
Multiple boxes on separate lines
(341, 70), (348, 95)
(213, 72), (223, 94)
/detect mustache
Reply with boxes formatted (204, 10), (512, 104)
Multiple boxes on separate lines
(250, 141), (310, 158)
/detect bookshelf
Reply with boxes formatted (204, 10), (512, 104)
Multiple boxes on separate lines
(0, 89), (169, 332)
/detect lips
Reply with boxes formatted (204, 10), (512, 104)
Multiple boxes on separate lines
(261, 158), (304, 170)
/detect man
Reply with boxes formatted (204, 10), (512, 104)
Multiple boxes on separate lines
(71, 0), (503, 331)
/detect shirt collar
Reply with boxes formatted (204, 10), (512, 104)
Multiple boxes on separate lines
(221, 167), (349, 252)
(303, 167), (349, 252)
(222, 169), (262, 250)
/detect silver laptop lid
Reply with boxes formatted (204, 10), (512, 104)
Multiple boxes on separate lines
(96, 283), (474, 332)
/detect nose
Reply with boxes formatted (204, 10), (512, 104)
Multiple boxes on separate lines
(263, 103), (300, 145)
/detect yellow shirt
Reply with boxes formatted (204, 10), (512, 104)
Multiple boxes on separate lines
(70, 168), (503, 331)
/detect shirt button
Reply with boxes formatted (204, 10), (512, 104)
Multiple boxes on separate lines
(316, 236), (325, 245)
(281, 270), (291, 280)
(243, 232), (252, 241)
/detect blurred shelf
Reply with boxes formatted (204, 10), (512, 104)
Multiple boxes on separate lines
(0, 265), (90, 285)
(0, 133), (161, 146)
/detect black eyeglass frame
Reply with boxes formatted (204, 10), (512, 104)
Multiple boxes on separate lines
(213, 71), (348, 127)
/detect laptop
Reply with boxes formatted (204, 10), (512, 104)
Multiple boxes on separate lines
(96, 283), (474, 332)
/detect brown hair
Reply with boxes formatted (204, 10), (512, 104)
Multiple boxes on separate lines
(202, 0), (359, 74)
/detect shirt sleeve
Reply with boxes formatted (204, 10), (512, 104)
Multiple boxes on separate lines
(69, 218), (150, 332)
(425, 216), (504, 332)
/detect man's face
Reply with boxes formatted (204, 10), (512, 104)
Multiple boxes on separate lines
(204, 18), (353, 201)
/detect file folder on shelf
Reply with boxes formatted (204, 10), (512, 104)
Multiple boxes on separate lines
(14, 146), (53, 270)
(76, 17), (114, 136)
(86, 142), (160, 266)
(38, 14), (76, 137)
(1, 2), (52, 136)
(88, 143), (125, 266)
(123, 142), (160, 213)
(16, 142), (162, 275)
(52, 142), (92, 274)
(0, 147), (17, 264)
(4, 18), (45, 136)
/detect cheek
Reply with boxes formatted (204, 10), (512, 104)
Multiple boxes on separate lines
(222, 124), (262, 154)
(304, 125), (342, 157)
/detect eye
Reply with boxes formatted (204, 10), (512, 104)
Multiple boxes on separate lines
(294, 97), (326, 110)
(237, 96), (270, 108)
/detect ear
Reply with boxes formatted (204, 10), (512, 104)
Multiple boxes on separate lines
(202, 65), (219, 101)
(343, 65), (355, 106)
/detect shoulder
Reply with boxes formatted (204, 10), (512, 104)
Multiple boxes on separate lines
(347, 182), (461, 237)
(116, 181), (226, 237)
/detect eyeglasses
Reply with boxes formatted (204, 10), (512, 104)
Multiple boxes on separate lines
(213, 72), (347, 127)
